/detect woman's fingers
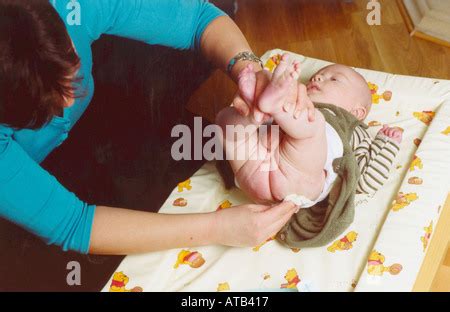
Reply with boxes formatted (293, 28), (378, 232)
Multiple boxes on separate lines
(253, 107), (266, 123)
(260, 201), (297, 224)
(238, 64), (256, 104)
(290, 62), (315, 122)
(233, 94), (250, 116)
(265, 207), (297, 239)
(306, 97), (316, 122)
(250, 203), (275, 213)
(253, 70), (273, 122)
(233, 91), (267, 121)
(216, 201), (297, 247)
(294, 84), (306, 119)
(283, 102), (295, 113)
(256, 201), (297, 244)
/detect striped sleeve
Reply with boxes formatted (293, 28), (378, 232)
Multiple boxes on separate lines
(351, 127), (400, 195)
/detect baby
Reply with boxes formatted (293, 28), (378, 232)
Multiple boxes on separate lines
(217, 54), (402, 207)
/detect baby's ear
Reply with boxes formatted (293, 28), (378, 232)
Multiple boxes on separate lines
(351, 106), (367, 120)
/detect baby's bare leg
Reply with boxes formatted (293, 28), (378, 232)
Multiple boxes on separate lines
(216, 106), (266, 175)
(277, 109), (327, 176)
(257, 56), (328, 199)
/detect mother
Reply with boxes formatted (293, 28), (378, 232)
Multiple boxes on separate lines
(0, 0), (299, 256)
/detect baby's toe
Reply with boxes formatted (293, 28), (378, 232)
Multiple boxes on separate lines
(273, 53), (290, 79)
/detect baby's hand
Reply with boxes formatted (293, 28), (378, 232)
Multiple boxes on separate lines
(378, 125), (403, 144)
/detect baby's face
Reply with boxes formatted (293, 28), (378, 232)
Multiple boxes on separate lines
(306, 64), (371, 119)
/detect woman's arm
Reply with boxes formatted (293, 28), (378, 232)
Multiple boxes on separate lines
(84, 0), (225, 50)
(0, 132), (297, 255)
(89, 207), (216, 255)
(0, 138), (95, 254)
(82, 0), (262, 82)
(199, 13), (274, 125)
(89, 201), (297, 255)
(82, 0), (270, 117)
(199, 15), (263, 83)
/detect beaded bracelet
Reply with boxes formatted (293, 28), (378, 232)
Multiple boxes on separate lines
(227, 51), (264, 74)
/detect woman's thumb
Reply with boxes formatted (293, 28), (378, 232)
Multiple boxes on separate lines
(233, 95), (250, 116)
(251, 204), (273, 213)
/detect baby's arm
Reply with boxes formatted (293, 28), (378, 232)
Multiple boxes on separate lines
(354, 126), (402, 195)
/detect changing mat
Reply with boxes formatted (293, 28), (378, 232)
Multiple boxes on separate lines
(101, 49), (450, 292)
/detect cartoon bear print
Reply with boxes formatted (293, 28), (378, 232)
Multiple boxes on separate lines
(109, 272), (143, 292)
(177, 179), (192, 193)
(281, 268), (301, 289)
(327, 231), (358, 253)
(392, 192), (418, 211)
(367, 250), (403, 276)
(174, 250), (206, 269)
(368, 82), (392, 104)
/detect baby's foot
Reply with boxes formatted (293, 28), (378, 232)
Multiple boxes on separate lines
(258, 54), (300, 115)
(238, 64), (257, 104)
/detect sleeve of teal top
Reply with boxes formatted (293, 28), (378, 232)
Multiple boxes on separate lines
(82, 0), (226, 50)
(0, 135), (96, 254)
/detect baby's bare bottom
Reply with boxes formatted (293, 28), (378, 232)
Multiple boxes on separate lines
(216, 106), (327, 204)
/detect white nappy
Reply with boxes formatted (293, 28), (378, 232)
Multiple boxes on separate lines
(284, 122), (344, 208)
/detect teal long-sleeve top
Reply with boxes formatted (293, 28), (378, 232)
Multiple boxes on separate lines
(0, 0), (225, 254)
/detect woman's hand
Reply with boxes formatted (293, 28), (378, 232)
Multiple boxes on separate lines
(277, 57), (315, 122)
(294, 83), (316, 121)
(232, 59), (315, 123)
(212, 201), (297, 247)
(282, 57), (316, 122)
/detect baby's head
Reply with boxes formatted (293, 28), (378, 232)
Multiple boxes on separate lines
(306, 64), (372, 120)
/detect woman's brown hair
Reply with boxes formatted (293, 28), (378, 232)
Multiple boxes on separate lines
(0, 0), (81, 129)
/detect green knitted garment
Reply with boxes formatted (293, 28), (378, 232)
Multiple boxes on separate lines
(277, 103), (368, 248)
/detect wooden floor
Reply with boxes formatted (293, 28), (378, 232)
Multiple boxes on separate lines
(188, 0), (450, 292)
(188, 0), (450, 122)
